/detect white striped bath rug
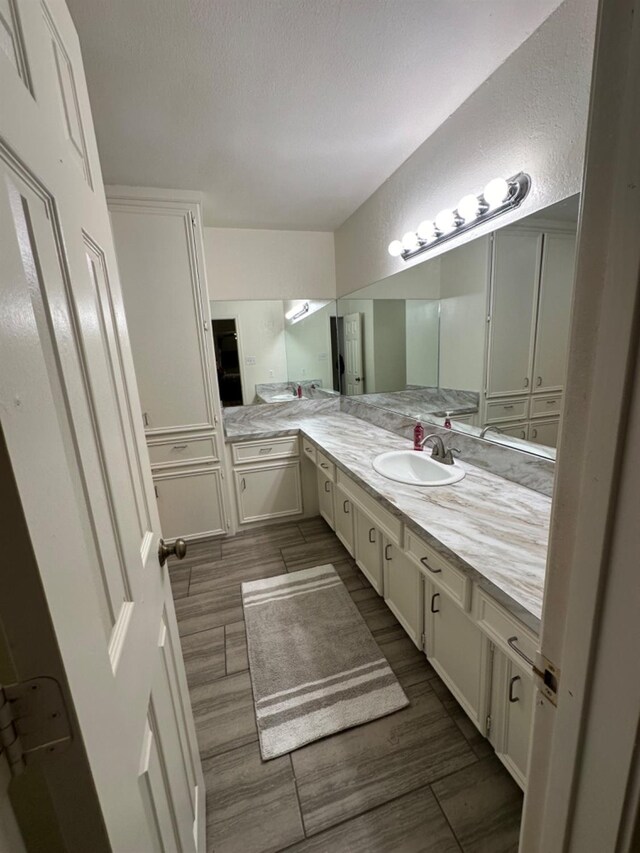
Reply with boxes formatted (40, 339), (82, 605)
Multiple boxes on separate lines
(242, 564), (409, 760)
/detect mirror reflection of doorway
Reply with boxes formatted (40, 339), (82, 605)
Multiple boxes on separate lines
(212, 319), (243, 406)
(330, 315), (345, 394)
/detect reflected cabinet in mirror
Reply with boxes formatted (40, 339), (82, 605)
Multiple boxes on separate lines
(336, 194), (579, 457)
(209, 298), (339, 405)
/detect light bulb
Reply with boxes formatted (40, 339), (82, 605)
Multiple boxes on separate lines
(388, 239), (404, 257)
(417, 220), (436, 242)
(402, 231), (419, 251)
(483, 177), (510, 208)
(435, 209), (456, 234)
(457, 194), (481, 222)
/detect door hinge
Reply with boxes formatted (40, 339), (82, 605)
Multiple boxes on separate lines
(486, 714), (492, 735)
(203, 319), (210, 332)
(154, 485), (159, 498)
(0, 678), (72, 777)
(533, 653), (560, 706)
(190, 212), (197, 228)
(420, 632), (426, 652)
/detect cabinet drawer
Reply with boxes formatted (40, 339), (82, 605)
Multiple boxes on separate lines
(405, 529), (470, 610)
(302, 441), (317, 465)
(231, 436), (299, 465)
(485, 398), (529, 423)
(148, 435), (218, 468)
(476, 590), (538, 670)
(316, 450), (335, 481)
(530, 394), (562, 418)
(337, 469), (402, 546)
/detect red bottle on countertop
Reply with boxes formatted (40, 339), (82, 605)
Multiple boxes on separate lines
(413, 422), (424, 451)
(297, 384), (302, 398)
(444, 411), (452, 429)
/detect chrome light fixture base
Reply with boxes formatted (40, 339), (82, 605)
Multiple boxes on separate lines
(398, 172), (531, 262)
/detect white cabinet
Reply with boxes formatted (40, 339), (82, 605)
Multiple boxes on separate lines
(318, 472), (335, 529)
(108, 189), (229, 540)
(353, 507), (383, 594)
(383, 539), (422, 648)
(489, 650), (535, 790)
(529, 418), (560, 447)
(334, 483), (355, 556)
(234, 462), (302, 524)
(487, 230), (542, 397)
(424, 582), (486, 731)
(154, 469), (225, 539)
(532, 233), (576, 393)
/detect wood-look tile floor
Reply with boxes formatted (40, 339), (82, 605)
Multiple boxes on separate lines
(170, 517), (523, 853)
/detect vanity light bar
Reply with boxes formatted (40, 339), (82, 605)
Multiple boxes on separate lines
(286, 302), (309, 321)
(388, 172), (531, 261)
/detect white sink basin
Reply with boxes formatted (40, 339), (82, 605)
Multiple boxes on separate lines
(270, 393), (298, 401)
(373, 450), (465, 486)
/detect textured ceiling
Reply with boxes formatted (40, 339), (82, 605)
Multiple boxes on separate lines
(68, 0), (564, 230)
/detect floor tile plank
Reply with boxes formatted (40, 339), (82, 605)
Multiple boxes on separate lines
(190, 671), (257, 760)
(189, 553), (286, 595)
(225, 620), (249, 674)
(181, 626), (226, 687)
(175, 585), (243, 637)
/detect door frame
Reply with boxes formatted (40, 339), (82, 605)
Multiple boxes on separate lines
(522, 0), (640, 849)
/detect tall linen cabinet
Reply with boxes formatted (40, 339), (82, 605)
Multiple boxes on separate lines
(107, 188), (229, 540)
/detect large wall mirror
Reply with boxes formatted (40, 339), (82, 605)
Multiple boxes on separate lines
(209, 298), (339, 405)
(336, 194), (580, 458)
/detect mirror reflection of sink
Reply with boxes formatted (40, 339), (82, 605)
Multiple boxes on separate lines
(270, 393), (298, 401)
(373, 450), (465, 486)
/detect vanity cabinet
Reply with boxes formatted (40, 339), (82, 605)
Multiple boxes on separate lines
(528, 418), (560, 448)
(231, 437), (303, 525)
(423, 580), (486, 731)
(353, 507), (383, 594)
(489, 649), (535, 789)
(334, 484), (355, 556)
(317, 473), (335, 529)
(108, 188), (229, 541)
(382, 539), (422, 649)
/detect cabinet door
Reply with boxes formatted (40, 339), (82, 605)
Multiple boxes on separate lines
(155, 468), (225, 539)
(354, 508), (383, 594)
(110, 201), (217, 434)
(529, 418), (559, 448)
(498, 421), (529, 440)
(235, 462), (302, 524)
(425, 584), (486, 730)
(532, 233), (576, 393)
(490, 650), (534, 790)
(334, 484), (355, 556)
(317, 472), (335, 529)
(487, 230), (542, 397)
(383, 540), (422, 648)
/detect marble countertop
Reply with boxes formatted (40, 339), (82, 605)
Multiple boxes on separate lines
(224, 409), (550, 632)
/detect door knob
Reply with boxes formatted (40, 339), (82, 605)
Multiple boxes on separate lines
(158, 537), (187, 567)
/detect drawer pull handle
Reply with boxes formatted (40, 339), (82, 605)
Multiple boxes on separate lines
(320, 462), (329, 469)
(259, 447), (272, 455)
(430, 592), (440, 614)
(503, 404), (514, 410)
(324, 480), (331, 493)
(420, 556), (442, 574)
(507, 636), (534, 668)
(384, 544), (392, 561)
(368, 527), (376, 544)
(343, 499), (350, 514)
(536, 376), (543, 387)
(531, 428), (538, 439)
(240, 477), (246, 491)
(524, 377), (529, 388)
(509, 675), (521, 703)
(172, 444), (188, 450)
(546, 400), (556, 405)
(305, 446), (313, 453)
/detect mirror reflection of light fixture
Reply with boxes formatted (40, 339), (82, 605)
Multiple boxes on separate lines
(286, 302), (309, 321)
(387, 172), (531, 261)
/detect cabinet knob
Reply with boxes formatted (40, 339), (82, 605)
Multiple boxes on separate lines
(158, 537), (187, 567)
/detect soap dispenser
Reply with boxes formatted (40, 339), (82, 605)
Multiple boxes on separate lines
(444, 411), (452, 429)
(413, 422), (424, 451)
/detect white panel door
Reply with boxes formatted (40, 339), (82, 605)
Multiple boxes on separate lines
(334, 484), (355, 556)
(344, 312), (364, 395)
(532, 232), (576, 393)
(0, 2), (204, 850)
(487, 230), (542, 397)
(317, 472), (335, 529)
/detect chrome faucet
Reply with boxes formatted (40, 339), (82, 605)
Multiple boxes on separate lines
(420, 433), (460, 465)
(480, 425), (502, 438)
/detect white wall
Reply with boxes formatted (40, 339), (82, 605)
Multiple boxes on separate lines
(438, 236), (491, 392)
(285, 303), (334, 388)
(334, 0), (597, 296)
(204, 228), (336, 300)
(406, 300), (440, 387)
(210, 300), (287, 403)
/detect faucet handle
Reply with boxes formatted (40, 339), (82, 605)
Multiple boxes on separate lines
(442, 447), (461, 465)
